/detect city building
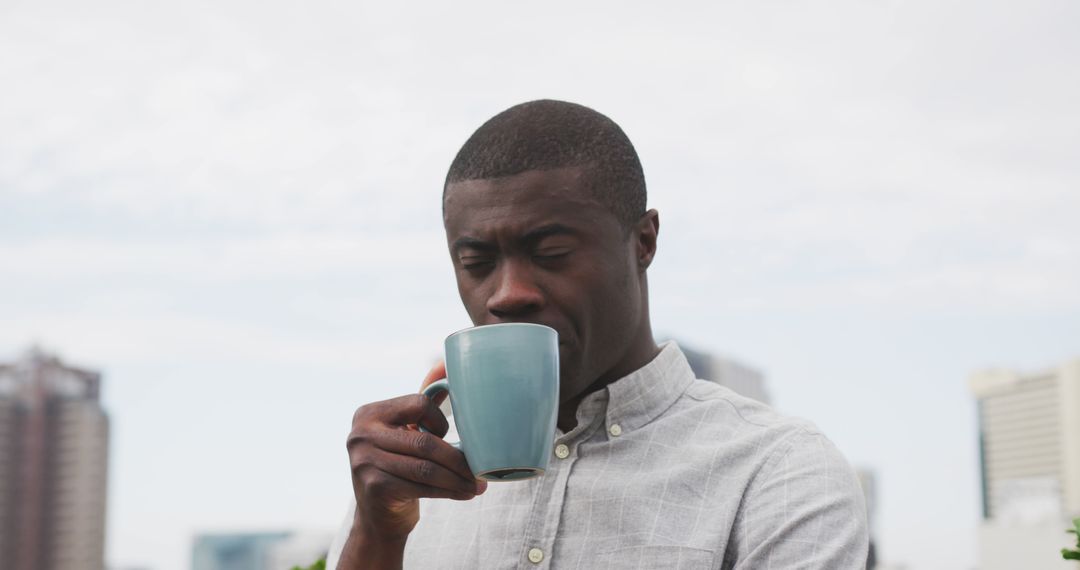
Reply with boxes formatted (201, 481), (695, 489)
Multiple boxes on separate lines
(970, 358), (1080, 569)
(0, 348), (110, 570)
(192, 533), (289, 570)
(677, 341), (772, 404)
(265, 531), (334, 570)
(192, 531), (331, 570)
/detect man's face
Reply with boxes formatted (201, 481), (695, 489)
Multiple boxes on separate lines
(443, 166), (645, 404)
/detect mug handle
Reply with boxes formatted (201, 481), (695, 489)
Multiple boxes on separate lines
(420, 379), (461, 449)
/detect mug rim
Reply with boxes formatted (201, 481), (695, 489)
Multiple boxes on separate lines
(445, 322), (557, 343)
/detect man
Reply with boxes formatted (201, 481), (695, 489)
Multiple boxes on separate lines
(328, 100), (868, 569)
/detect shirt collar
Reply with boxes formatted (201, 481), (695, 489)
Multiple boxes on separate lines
(566, 341), (695, 438)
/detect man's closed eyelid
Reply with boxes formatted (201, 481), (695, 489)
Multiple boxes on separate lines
(461, 260), (494, 268)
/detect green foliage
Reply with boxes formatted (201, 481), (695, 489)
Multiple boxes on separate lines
(290, 558), (326, 570)
(1063, 517), (1080, 561)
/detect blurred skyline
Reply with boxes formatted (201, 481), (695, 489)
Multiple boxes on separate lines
(2, 1), (1078, 569)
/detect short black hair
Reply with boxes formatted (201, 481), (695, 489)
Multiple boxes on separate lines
(443, 99), (646, 229)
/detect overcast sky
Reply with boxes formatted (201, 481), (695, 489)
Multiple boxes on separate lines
(2, 1), (1079, 569)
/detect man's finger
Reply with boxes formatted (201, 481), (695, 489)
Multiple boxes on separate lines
(371, 425), (476, 483)
(419, 361), (447, 391)
(364, 467), (483, 503)
(368, 394), (450, 436)
(419, 360), (450, 409)
(366, 448), (482, 496)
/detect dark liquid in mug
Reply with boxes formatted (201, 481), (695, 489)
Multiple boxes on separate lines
(485, 468), (541, 481)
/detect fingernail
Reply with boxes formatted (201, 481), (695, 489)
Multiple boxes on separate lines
(475, 480), (488, 495)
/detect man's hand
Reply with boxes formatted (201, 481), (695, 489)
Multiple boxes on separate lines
(338, 362), (486, 569)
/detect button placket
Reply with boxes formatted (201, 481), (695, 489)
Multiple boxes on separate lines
(518, 426), (595, 569)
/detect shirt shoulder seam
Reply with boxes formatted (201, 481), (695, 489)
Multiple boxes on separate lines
(745, 429), (827, 503)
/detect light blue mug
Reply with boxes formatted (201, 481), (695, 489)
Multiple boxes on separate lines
(423, 323), (559, 482)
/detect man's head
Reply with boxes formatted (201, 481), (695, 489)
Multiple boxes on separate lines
(442, 100), (660, 414)
(444, 99), (646, 231)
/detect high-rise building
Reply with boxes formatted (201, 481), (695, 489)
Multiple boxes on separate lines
(0, 348), (110, 570)
(192, 531), (331, 570)
(192, 533), (290, 570)
(265, 531), (333, 570)
(677, 342), (771, 405)
(970, 358), (1080, 569)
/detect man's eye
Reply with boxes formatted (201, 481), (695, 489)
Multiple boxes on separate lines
(460, 257), (494, 270)
(534, 250), (571, 261)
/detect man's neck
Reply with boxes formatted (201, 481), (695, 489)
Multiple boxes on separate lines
(556, 331), (661, 433)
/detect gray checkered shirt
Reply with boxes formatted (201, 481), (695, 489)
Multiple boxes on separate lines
(328, 342), (868, 569)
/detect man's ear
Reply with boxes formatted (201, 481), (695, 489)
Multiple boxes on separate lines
(635, 209), (660, 272)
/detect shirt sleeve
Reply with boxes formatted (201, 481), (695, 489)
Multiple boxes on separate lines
(728, 430), (869, 570)
(325, 497), (357, 570)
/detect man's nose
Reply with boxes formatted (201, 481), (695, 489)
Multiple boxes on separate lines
(486, 259), (544, 318)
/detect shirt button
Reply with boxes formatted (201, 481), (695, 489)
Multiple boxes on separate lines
(528, 547), (544, 564)
(554, 444), (570, 459)
(609, 423), (623, 437)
